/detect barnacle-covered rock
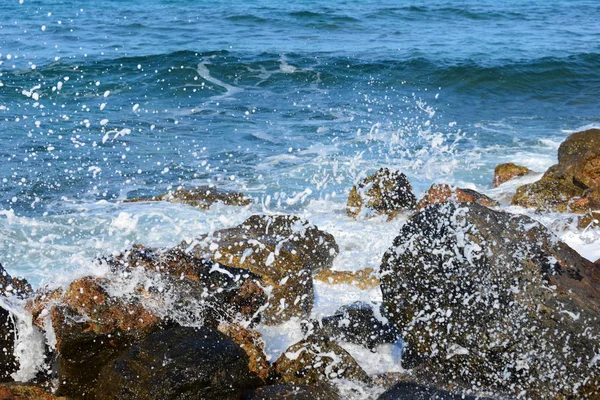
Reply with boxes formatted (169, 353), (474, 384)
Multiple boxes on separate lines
(381, 202), (600, 399)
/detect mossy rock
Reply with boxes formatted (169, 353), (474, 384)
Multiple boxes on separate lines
(493, 162), (532, 187)
(347, 168), (416, 219)
(512, 177), (583, 212)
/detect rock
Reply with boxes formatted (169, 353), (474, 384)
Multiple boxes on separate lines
(380, 202), (600, 399)
(0, 263), (32, 298)
(243, 383), (339, 400)
(107, 245), (267, 324)
(184, 215), (339, 324)
(313, 268), (379, 290)
(577, 211), (600, 230)
(0, 383), (66, 399)
(493, 162), (532, 187)
(305, 302), (399, 350)
(513, 129), (600, 212)
(273, 334), (370, 386)
(377, 381), (490, 400)
(347, 168), (416, 219)
(124, 185), (252, 209)
(416, 184), (499, 210)
(40, 276), (162, 398)
(584, 187), (600, 209)
(95, 326), (262, 400)
(217, 323), (270, 383)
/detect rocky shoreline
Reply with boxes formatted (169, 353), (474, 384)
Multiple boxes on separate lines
(0, 129), (599, 399)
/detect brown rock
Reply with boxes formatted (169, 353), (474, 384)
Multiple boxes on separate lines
(0, 383), (66, 400)
(273, 335), (370, 386)
(493, 162), (532, 187)
(578, 212), (600, 230)
(125, 185), (251, 209)
(347, 168), (417, 219)
(313, 268), (379, 290)
(584, 187), (600, 209)
(417, 184), (499, 210)
(217, 323), (270, 383)
(184, 215), (339, 324)
(243, 383), (340, 400)
(513, 129), (600, 212)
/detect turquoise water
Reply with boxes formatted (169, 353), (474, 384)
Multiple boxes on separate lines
(1, 0), (600, 281)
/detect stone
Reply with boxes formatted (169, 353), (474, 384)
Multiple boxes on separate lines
(493, 163), (532, 187)
(0, 383), (67, 400)
(380, 202), (600, 399)
(217, 323), (270, 383)
(347, 168), (417, 219)
(313, 268), (379, 290)
(416, 184), (499, 210)
(377, 381), (491, 400)
(273, 335), (370, 386)
(577, 211), (600, 230)
(184, 215), (339, 324)
(124, 185), (251, 209)
(243, 383), (339, 400)
(95, 326), (262, 400)
(305, 302), (399, 350)
(512, 129), (600, 212)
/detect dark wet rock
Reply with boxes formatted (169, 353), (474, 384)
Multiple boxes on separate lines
(417, 183), (499, 210)
(273, 334), (370, 386)
(184, 215), (338, 324)
(304, 302), (399, 351)
(0, 263), (32, 299)
(377, 381), (492, 400)
(124, 185), (252, 209)
(380, 202), (600, 399)
(493, 163), (533, 187)
(217, 322), (270, 383)
(347, 168), (417, 219)
(40, 276), (162, 398)
(243, 383), (339, 400)
(513, 129), (600, 212)
(95, 326), (262, 400)
(107, 244), (267, 324)
(0, 383), (67, 399)
(313, 268), (379, 290)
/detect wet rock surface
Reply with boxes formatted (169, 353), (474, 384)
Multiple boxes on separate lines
(243, 383), (340, 400)
(513, 129), (600, 212)
(217, 322), (271, 383)
(380, 202), (600, 399)
(347, 168), (417, 219)
(0, 383), (66, 400)
(273, 334), (371, 386)
(304, 302), (399, 350)
(184, 214), (338, 324)
(313, 268), (379, 290)
(125, 185), (252, 209)
(493, 162), (533, 187)
(377, 381), (492, 400)
(95, 326), (263, 400)
(417, 183), (499, 210)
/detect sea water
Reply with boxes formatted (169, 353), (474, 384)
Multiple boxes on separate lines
(1, 0), (600, 393)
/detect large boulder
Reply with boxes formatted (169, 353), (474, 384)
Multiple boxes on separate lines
(493, 162), (532, 187)
(347, 168), (417, 219)
(416, 184), (498, 210)
(125, 185), (252, 209)
(380, 202), (600, 399)
(513, 129), (600, 212)
(183, 215), (339, 324)
(304, 302), (399, 351)
(272, 335), (370, 386)
(243, 383), (339, 400)
(95, 326), (263, 400)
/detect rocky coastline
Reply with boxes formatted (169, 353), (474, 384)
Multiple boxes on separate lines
(0, 129), (599, 399)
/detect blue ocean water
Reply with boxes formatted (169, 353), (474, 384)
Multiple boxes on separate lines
(1, 0), (600, 282)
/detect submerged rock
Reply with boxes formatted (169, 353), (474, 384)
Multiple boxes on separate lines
(273, 334), (370, 386)
(377, 381), (491, 400)
(124, 185), (252, 209)
(513, 129), (600, 212)
(313, 268), (379, 290)
(416, 183), (499, 210)
(184, 215), (339, 324)
(493, 162), (532, 187)
(347, 168), (417, 219)
(243, 383), (339, 400)
(380, 202), (600, 399)
(305, 302), (398, 350)
(96, 326), (263, 400)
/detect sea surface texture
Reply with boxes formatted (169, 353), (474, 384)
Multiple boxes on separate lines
(1, 1), (600, 395)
